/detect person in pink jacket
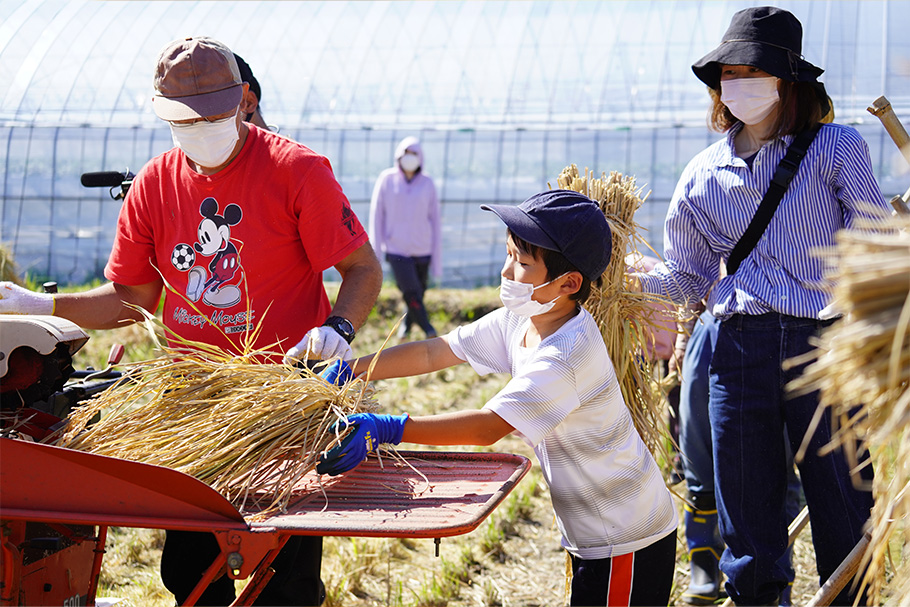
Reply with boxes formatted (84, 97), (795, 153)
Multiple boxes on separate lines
(370, 137), (442, 339)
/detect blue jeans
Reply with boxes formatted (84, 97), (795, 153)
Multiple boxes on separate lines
(709, 313), (873, 606)
(679, 311), (720, 496)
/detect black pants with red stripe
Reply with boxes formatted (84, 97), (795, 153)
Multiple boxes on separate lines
(569, 530), (676, 607)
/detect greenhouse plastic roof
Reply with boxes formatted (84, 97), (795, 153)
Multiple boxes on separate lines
(2, 0), (909, 130)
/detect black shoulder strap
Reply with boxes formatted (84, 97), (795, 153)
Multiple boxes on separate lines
(726, 122), (823, 275)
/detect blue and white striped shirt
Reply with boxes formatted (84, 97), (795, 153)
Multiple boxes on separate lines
(638, 122), (888, 320)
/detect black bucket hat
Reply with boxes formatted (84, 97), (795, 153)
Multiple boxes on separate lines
(692, 6), (829, 113)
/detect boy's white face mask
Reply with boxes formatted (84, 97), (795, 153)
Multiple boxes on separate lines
(170, 109), (240, 168)
(720, 76), (780, 125)
(499, 274), (565, 317)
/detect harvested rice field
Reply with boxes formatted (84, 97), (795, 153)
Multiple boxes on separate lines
(66, 284), (901, 606)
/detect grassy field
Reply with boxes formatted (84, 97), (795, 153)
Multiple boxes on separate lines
(69, 283), (846, 606)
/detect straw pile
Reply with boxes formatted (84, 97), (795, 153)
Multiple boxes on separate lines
(58, 315), (378, 518)
(0, 243), (22, 284)
(787, 212), (910, 604)
(553, 165), (678, 457)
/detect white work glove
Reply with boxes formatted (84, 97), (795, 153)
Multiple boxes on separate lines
(0, 282), (55, 315)
(285, 326), (353, 364)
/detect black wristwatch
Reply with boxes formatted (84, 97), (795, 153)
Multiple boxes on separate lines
(322, 316), (356, 344)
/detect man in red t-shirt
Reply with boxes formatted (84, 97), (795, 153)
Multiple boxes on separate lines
(1, 38), (380, 366)
(0, 37), (381, 606)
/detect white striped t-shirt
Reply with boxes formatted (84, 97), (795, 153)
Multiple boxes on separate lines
(445, 307), (678, 559)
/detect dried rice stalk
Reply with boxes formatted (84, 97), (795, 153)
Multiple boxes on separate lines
(0, 243), (22, 284)
(57, 310), (378, 518)
(553, 166), (679, 458)
(786, 212), (910, 605)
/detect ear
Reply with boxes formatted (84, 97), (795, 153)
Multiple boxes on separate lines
(240, 83), (257, 115)
(557, 271), (583, 296)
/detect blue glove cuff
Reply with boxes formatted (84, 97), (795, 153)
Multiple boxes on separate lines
(372, 412), (409, 446)
(318, 359), (354, 385)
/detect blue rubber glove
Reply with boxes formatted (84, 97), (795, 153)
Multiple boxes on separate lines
(316, 413), (409, 476)
(318, 359), (354, 385)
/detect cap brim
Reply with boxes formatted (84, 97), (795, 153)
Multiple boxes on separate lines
(480, 203), (559, 251)
(153, 84), (243, 121)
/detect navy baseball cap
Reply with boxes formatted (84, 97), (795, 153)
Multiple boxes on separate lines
(481, 190), (612, 281)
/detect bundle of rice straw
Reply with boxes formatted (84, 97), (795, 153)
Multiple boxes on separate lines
(553, 165), (678, 458)
(787, 212), (910, 604)
(58, 312), (378, 518)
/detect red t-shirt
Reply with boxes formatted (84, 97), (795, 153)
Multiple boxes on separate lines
(105, 126), (368, 357)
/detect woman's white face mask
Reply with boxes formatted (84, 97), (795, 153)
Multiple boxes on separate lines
(399, 152), (421, 173)
(170, 110), (240, 168)
(499, 274), (566, 317)
(721, 76), (780, 125)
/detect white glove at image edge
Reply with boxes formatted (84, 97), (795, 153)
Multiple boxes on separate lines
(0, 282), (54, 315)
(284, 325), (353, 364)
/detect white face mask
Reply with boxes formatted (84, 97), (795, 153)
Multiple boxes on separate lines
(721, 76), (780, 125)
(499, 274), (565, 318)
(399, 153), (421, 173)
(170, 110), (240, 168)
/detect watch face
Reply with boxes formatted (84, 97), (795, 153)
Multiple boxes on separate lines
(326, 316), (355, 342)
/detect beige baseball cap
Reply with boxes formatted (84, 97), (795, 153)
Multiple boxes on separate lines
(152, 37), (243, 121)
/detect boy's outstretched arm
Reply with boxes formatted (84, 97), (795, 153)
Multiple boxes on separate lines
(316, 409), (515, 476)
(403, 409), (514, 446)
(352, 335), (462, 380)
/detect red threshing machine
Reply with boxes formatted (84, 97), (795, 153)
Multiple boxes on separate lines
(0, 315), (531, 606)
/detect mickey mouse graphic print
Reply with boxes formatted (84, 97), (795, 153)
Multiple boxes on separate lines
(105, 125), (369, 357)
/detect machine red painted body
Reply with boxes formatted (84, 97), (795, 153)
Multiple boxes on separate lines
(0, 316), (530, 606)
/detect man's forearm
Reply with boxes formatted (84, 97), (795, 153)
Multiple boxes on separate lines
(54, 282), (161, 330)
(332, 245), (382, 330)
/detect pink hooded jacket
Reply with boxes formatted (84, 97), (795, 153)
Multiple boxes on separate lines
(369, 137), (442, 278)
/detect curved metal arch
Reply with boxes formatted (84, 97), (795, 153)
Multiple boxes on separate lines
(4, 0), (908, 129)
(57, 2), (127, 124)
(103, 2), (177, 125)
(294, 2), (351, 127)
(342, 1), (398, 122)
(7, 1), (83, 118)
(391, 2), (439, 124)
(0, 0), (45, 63)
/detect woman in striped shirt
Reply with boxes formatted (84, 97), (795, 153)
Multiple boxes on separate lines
(635, 7), (888, 606)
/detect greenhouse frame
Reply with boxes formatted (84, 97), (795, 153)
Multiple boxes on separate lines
(2, 0), (908, 286)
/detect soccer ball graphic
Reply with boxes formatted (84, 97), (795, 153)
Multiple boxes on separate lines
(171, 243), (196, 271)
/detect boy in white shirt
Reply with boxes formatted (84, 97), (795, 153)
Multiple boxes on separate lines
(318, 190), (677, 606)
